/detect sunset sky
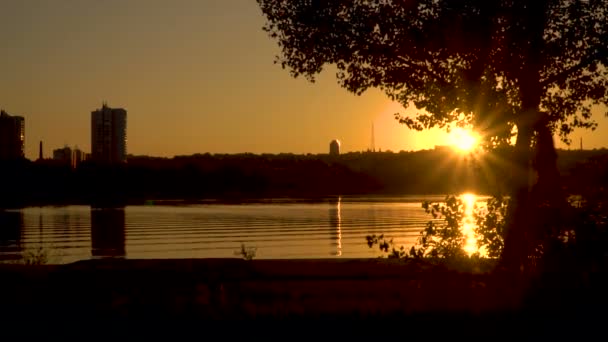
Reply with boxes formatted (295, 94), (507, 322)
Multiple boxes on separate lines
(1, 0), (607, 160)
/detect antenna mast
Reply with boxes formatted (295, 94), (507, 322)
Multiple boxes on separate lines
(371, 122), (376, 152)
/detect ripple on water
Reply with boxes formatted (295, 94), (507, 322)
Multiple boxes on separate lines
(1, 196), (473, 263)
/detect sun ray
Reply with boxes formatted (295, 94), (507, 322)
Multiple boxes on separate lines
(449, 128), (479, 153)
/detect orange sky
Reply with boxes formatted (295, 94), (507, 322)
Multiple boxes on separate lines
(1, 1), (606, 160)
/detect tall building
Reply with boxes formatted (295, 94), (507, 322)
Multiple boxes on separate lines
(91, 103), (127, 163)
(0, 110), (25, 160)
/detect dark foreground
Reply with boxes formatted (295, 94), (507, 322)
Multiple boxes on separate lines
(1, 259), (606, 339)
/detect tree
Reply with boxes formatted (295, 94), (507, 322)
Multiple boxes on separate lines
(257, 0), (608, 269)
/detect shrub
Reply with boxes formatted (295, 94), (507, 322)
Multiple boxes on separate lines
(235, 243), (257, 261)
(367, 195), (508, 260)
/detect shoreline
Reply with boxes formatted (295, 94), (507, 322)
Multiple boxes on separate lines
(0, 193), (483, 209)
(1, 258), (606, 337)
(1, 258), (603, 310)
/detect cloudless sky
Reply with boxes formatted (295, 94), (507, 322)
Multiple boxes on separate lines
(1, 0), (607, 160)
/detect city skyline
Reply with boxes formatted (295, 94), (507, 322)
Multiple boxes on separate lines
(1, 1), (608, 161)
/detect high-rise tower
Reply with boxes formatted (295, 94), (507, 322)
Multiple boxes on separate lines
(91, 103), (127, 163)
(0, 110), (25, 160)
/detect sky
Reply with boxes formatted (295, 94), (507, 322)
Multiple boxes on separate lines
(1, 0), (607, 160)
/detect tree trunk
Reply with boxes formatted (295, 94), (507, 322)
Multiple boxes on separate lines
(500, 114), (535, 272)
(532, 115), (561, 202)
(500, 110), (564, 272)
(531, 115), (568, 264)
(499, 0), (550, 271)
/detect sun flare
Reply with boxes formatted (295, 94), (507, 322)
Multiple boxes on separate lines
(448, 128), (479, 152)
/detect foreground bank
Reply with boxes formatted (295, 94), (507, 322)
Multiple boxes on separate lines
(1, 258), (606, 338)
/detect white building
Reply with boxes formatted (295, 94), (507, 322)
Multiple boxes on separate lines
(91, 103), (127, 163)
(329, 139), (341, 156)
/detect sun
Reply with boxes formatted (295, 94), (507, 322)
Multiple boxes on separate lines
(448, 128), (479, 152)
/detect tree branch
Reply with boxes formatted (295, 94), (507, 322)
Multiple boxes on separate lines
(396, 55), (450, 87)
(540, 45), (608, 88)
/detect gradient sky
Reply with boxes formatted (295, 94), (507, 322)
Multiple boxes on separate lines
(1, 0), (607, 160)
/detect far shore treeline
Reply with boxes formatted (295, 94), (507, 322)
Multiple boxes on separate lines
(1, 147), (606, 208)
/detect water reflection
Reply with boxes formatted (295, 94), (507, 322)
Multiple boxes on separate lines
(461, 193), (479, 255)
(0, 211), (22, 260)
(4, 197), (436, 262)
(91, 208), (126, 258)
(328, 196), (342, 256)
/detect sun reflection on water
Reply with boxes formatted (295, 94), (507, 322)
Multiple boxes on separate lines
(461, 193), (478, 256)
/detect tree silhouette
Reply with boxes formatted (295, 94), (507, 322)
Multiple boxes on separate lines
(257, 0), (608, 269)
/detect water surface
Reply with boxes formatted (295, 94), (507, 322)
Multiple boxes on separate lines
(0, 195), (459, 264)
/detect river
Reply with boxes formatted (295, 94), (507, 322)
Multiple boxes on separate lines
(0, 195), (483, 264)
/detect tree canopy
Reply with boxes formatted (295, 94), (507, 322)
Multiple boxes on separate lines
(258, 0), (608, 268)
(257, 0), (608, 148)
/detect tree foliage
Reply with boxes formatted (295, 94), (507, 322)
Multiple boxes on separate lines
(368, 195), (508, 260)
(417, 196), (468, 259)
(259, 0), (608, 269)
(474, 195), (509, 258)
(369, 187), (608, 275)
(258, 0), (608, 146)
